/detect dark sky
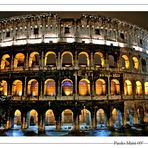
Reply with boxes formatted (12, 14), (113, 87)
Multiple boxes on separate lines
(0, 11), (147, 31)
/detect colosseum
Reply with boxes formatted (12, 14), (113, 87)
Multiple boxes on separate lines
(0, 12), (148, 134)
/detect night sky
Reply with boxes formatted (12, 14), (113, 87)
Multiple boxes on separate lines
(0, 11), (147, 31)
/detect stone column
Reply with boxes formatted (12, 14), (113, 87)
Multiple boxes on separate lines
(25, 52), (29, 70)
(23, 76), (27, 98)
(90, 52), (94, 69)
(107, 75), (110, 100)
(56, 114), (61, 131)
(57, 51), (61, 70)
(11, 54), (14, 71)
(74, 113), (79, 131)
(40, 50), (44, 69)
(74, 72), (78, 100)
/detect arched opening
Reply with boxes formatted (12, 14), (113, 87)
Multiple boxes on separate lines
(29, 109), (38, 126)
(144, 82), (148, 95)
(44, 79), (56, 96)
(28, 79), (39, 96)
(94, 52), (105, 68)
(111, 79), (120, 95)
(136, 81), (142, 95)
(79, 109), (91, 129)
(78, 52), (89, 67)
(62, 79), (73, 96)
(45, 109), (56, 126)
(137, 107), (144, 124)
(14, 110), (21, 127)
(45, 51), (56, 66)
(121, 55), (130, 69)
(29, 52), (40, 68)
(61, 109), (74, 130)
(108, 55), (116, 68)
(14, 53), (25, 68)
(126, 108), (134, 126)
(61, 51), (73, 67)
(132, 57), (139, 70)
(141, 59), (147, 72)
(124, 80), (132, 95)
(96, 109), (107, 128)
(12, 80), (22, 96)
(1, 54), (10, 70)
(79, 79), (90, 96)
(0, 80), (7, 95)
(110, 108), (122, 128)
(96, 79), (106, 95)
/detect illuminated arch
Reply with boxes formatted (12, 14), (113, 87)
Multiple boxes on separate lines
(121, 55), (130, 69)
(111, 79), (120, 95)
(79, 79), (90, 96)
(44, 79), (56, 96)
(110, 108), (122, 128)
(28, 79), (39, 96)
(132, 57), (139, 70)
(96, 79), (106, 95)
(61, 51), (73, 67)
(29, 109), (38, 126)
(1, 54), (10, 69)
(94, 52), (105, 67)
(45, 109), (56, 125)
(79, 109), (91, 126)
(141, 58), (147, 72)
(0, 80), (7, 95)
(61, 109), (73, 123)
(62, 79), (73, 96)
(45, 51), (56, 66)
(124, 80), (132, 95)
(144, 82), (148, 95)
(14, 110), (21, 125)
(78, 52), (89, 67)
(136, 81), (142, 95)
(12, 80), (22, 96)
(14, 53), (25, 68)
(96, 109), (107, 127)
(29, 52), (39, 67)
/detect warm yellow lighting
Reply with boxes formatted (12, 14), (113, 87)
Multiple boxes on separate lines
(94, 52), (105, 67)
(144, 82), (148, 95)
(12, 80), (22, 96)
(44, 79), (56, 96)
(61, 109), (73, 123)
(96, 79), (106, 95)
(14, 53), (25, 68)
(0, 80), (7, 95)
(1, 54), (10, 69)
(14, 110), (21, 125)
(79, 79), (90, 96)
(132, 57), (139, 70)
(45, 109), (55, 125)
(78, 52), (89, 67)
(29, 52), (39, 67)
(44, 51), (56, 66)
(124, 80), (132, 95)
(62, 79), (73, 96)
(111, 79), (120, 95)
(30, 109), (38, 125)
(136, 81), (142, 95)
(61, 51), (73, 66)
(122, 55), (130, 69)
(28, 79), (38, 96)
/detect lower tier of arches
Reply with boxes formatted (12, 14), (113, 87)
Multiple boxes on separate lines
(1, 100), (148, 131)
